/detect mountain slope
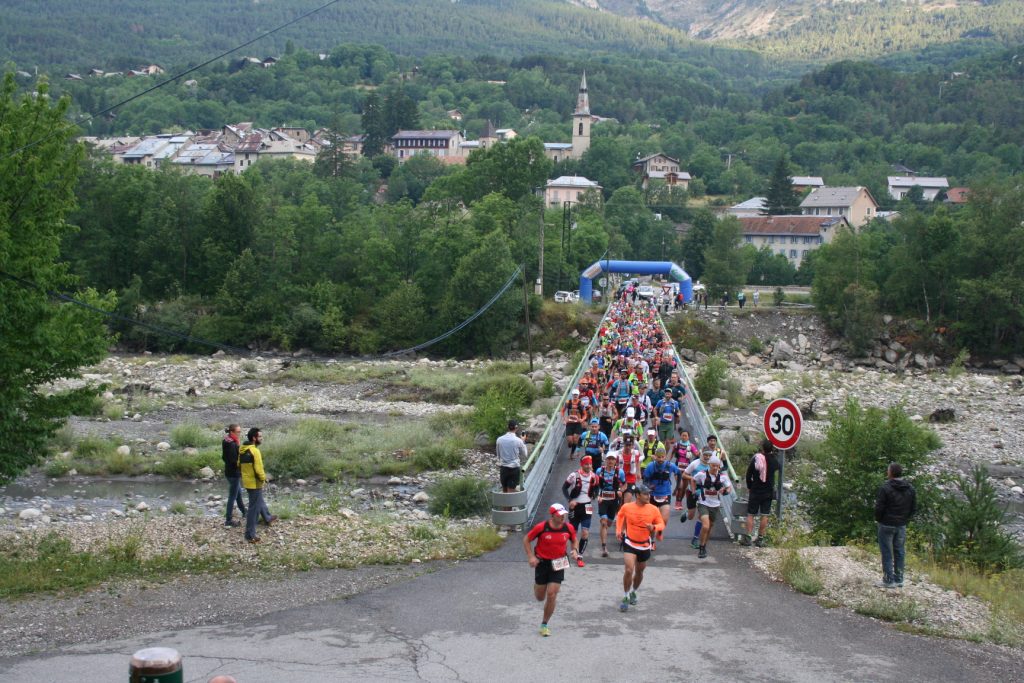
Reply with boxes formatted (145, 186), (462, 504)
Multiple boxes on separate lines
(567, 0), (1024, 60)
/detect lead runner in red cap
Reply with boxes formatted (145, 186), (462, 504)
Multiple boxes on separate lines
(524, 504), (579, 636)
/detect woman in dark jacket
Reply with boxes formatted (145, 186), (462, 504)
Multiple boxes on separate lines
(222, 424), (246, 526)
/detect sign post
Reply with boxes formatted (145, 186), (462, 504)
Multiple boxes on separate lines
(762, 398), (803, 519)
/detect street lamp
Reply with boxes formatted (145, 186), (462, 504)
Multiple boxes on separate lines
(534, 186), (545, 296)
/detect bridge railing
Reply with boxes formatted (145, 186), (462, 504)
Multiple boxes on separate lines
(491, 304), (607, 526)
(657, 309), (743, 538)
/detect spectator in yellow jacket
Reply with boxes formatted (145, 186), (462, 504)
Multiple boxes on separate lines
(240, 428), (275, 543)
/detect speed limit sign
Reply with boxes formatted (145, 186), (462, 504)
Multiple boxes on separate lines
(763, 398), (803, 450)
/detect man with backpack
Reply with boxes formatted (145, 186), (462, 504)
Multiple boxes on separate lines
(562, 455), (600, 567)
(523, 504), (579, 637)
(595, 453), (626, 557)
(239, 427), (276, 544)
(741, 440), (780, 547)
(692, 456), (733, 559)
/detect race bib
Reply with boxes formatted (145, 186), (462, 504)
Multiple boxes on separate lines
(600, 491), (616, 500)
(585, 504), (594, 516)
(653, 495), (669, 504)
(552, 556), (570, 571)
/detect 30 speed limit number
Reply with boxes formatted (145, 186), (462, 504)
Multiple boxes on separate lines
(763, 398), (803, 450)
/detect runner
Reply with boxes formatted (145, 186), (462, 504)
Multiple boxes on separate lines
(611, 429), (643, 504)
(682, 448), (713, 549)
(639, 429), (664, 468)
(562, 388), (588, 460)
(706, 434), (730, 473)
(672, 430), (700, 510)
(692, 456), (733, 559)
(642, 445), (680, 541)
(523, 503), (579, 637)
(596, 395), (617, 439)
(654, 389), (681, 443)
(579, 418), (609, 464)
(615, 484), (664, 611)
(562, 455), (600, 566)
(595, 453), (625, 557)
(608, 368), (634, 414)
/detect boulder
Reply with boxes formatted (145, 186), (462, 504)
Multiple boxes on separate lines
(388, 476), (403, 485)
(709, 398), (729, 409)
(797, 333), (809, 352)
(474, 431), (492, 448)
(772, 340), (795, 361)
(884, 349), (899, 364)
(714, 416), (749, 431)
(198, 466), (215, 480)
(889, 340), (906, 353)
(135, 502), (150, 512)
(184, 447), (199, 456)
(110, 509), (125, 517)
(914, 354), (929, 369)
(756, 381), (785, 401)
(412, 491), (430, 503)
(18, 508), (42, 520)
(728, 351), (747, 365)
(1001, 363), (1022, 375)
(744, 356), (764, 367)
(1012, 486), (1023, 496)
(156, 441), (171, 452)
(929, 408), (956, 423)
(295, 479), (307, 486)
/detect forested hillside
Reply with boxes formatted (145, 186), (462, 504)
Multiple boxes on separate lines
(0, 0), (760, 74)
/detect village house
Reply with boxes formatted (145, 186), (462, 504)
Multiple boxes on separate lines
(727, 197), (767, 217)
(791, 176), (824, 192)
(545, 176), (601, 207)
(945, 187), (971, 204)
(800, 186), (879, 228)
(391, 129), (466, 163)
(887, 175), (949, 201)
(631, 153), (691, 191)
(171, 142), (235, 177)
(739, 215), (851, 268)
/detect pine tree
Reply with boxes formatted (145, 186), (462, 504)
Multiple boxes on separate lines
(763, 154), (800, 216)
(360, 92), (388, 157)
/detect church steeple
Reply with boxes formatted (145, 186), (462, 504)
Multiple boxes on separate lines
(570, 71), (591, 159)
(574, 71), (590, 116)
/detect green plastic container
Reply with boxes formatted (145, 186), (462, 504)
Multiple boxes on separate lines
(129, 647), (183, 683)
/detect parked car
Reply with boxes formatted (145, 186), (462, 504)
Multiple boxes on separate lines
(637, 285), (655, 299)
(554, 290), (577, 303)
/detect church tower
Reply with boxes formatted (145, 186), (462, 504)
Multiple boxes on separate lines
(570, 72), (591, 159)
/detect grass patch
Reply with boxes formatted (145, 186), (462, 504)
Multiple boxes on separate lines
(427, 477), (492, 518)
(153, 448), (220, 478)
(778, 549), (823, 595)
(44, 459), (72, 478)
(694, 354), (728, 401)
(0, 532), (230, 599)
(102, 402), (125, 421)
(666, 316), (727, 354)
(854, 595), (925, 623)
(170, 422), (219, 448)
(49, 425), (77, 453)
(169, 501), (188, 515)
(923, 564), (1024, 646)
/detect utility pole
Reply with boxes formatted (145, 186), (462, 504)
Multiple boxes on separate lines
(536, 190), (545, 296)
(522, 265), (533, 372)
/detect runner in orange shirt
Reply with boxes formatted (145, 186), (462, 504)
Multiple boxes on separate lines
(615, 484), (665, 611)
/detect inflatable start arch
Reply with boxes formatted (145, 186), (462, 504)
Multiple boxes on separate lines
(579, 260), (693, 304)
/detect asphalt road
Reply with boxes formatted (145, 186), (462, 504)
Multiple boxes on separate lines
(2, 451), (1019, 682)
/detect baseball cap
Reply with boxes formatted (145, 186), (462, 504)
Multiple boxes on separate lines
(646, 429), (656, 436)
(626, 407), (635, 418)
(655, 445), (667, 454)
(590, 418), (600, 424)
(709, 456), (722, 467)
(635, 484), (651, 495)
(549, 503), (568, 517)
(572, 388), (580, 396)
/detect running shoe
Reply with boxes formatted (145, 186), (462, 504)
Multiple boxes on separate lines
(739, 537), (752, 547)
(619, 597), (629, 612)
(754, 537), (766, 548)
(629, 591), (638, 605)
(674, 502), (683, 511)
(690, 538), (700, 550)
(576, 557), (585, 568)
(540, 625), (551, 637)
(698, 546), (707, 559)
(601, 546), (609, 558)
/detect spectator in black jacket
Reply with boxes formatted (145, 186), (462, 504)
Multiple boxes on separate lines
(222, 423), (246, 527)
(741, 440), (780, 547)
(874, 462), (917, 589)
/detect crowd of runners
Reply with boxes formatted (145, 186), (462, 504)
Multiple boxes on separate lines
(525, 291), (773, 636)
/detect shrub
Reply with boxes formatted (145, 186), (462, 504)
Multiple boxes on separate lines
(541, 375), (555, 398)
(798, 397), (942, 544)
(666, 316), (725, 353)
(75, 435), (116, 459)
(427, 477), (491, 518)
(103, 449), (138, 475)
(169, 501), (188, 515)
(471, 385), (528, 441)
(936, 466), (1022, 571)
(49, 425), (77, 453)
(103, 402), (124, 421)
(44, 459), (72, 477)
(854, 596), (924, 623)
(779, 549), (823, 595)
(154, 449), (220, 478)
(773, 287), (786, 307)
(170, 423), (218, 448)
(947, 348), (970, 379)
(747, 337), (764, 355)
(413, 441), (466, 471)
(694, 355), (728, 401)
(269, 434), (327, 479)
(460, 373), (535, 406)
